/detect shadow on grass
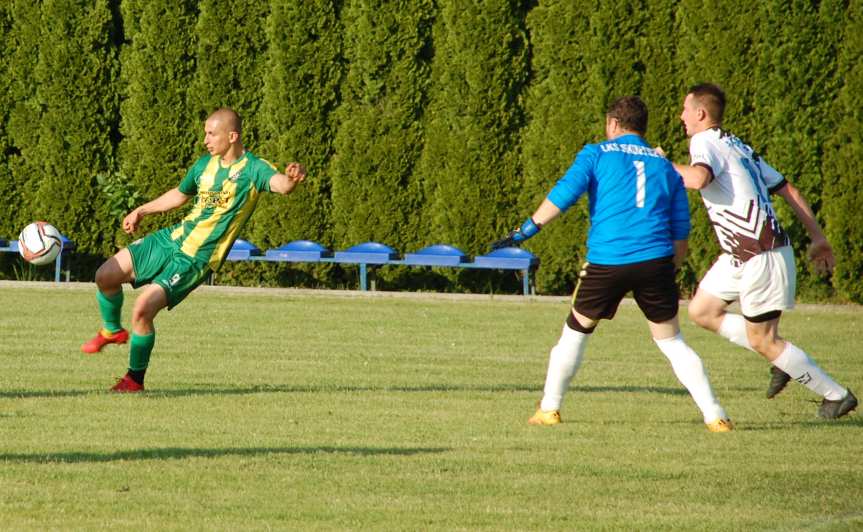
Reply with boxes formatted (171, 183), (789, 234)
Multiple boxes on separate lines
(150, 383), (698, 398)
(0, 390), (94, 399)
(797, 416), (863, 428)
(0, 383), (708, 399)
(704, 416), (863, 431)
(0, 445), (451, 464)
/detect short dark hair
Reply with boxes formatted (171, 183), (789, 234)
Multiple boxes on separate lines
(688, 83), (725, 123)
(606, 96), (648, 134)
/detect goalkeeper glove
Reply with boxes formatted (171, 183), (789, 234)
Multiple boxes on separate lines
(491, 217), (541, 250)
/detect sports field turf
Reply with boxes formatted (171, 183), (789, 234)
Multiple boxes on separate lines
(0, 282), (860, 530)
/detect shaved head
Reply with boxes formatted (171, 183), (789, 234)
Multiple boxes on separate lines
(203, 107), (244, 158)
(207, 107), (242, 135)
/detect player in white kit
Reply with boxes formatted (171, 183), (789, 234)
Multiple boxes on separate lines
(668, 83), (856, 420)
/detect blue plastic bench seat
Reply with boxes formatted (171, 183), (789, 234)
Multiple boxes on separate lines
(403, 244), (469, 267)
(226, 239), (262, 261)
(472, 247), (539, 270)
(265, 240), (333, 262)
(333, 241), (399, 264)
(6, 235), (76, 253)
(222, 239), (538, 295)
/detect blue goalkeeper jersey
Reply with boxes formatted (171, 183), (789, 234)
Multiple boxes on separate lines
(546, 134), (690, 266)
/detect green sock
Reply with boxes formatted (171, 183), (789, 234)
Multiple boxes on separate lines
(96, 290), (124, 333)
(129, 332), (155, 371)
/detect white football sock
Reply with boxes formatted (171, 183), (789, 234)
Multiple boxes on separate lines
(539, 323), (588, 412)
(717, 313), (755, 352)
(771, 342), (846, 401)
(654, 334), (727, 423)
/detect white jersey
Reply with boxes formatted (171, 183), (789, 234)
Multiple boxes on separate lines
(689, 128), (790, 263)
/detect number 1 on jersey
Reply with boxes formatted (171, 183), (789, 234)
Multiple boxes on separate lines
(633, 160), (646, 208)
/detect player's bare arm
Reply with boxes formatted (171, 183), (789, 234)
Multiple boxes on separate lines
(775, 182), (835, 274)
(123, 188), (190, 234)
(491, 199), (561, 250)
(531, 198), (563, 226)
(671, 161), (712, 190)
(269, 162), (307, 195)
(654, 147), (712, 190)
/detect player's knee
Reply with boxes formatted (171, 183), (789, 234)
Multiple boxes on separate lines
(131, 299), (158, 326)
(747, 334), (770, 356)
(687, 304), (712, 329)
(130, 306), (149, 327)
(94, 263), (119, 291)
(745, 329), (776, 357)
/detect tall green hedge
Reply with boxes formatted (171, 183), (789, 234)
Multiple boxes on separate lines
(1, 1), (861, 302)
(823, 0), (863, 302)
(119, 0), (199, 195)
(247, 0), (344, 251)
(5, 0), (119, 257)
(117, 0), (199, 243)
(749, 0), (844, 300)
(191, 0), (270, 148)
(223, 0), (345, 288)
(4, 1), (47, 237)
(417, 0), (530, 255)
(328, 0), (434, 253)
(519, 2), (593, 294)
(0, 4), (14, 241)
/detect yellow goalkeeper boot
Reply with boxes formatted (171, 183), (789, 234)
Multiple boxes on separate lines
(705, 418), (734, 433)
(528, 406), (562, 426)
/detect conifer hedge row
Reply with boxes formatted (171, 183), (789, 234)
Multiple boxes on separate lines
(1, 1), (861, 302)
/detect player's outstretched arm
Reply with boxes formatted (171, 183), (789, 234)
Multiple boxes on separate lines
(270, 162), (307, 195)
(123, 188), (190, 234)
(491, 199), (561, 250)
(672, 162), (712, 190)
(775, 182), (835, 275)
(655, 147), (712, 190)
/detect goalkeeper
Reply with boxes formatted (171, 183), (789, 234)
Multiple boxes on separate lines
(493, 96), (732, 432)
(80, 108), (306, 392)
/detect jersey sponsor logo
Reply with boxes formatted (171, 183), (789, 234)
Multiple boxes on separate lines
(691, 153), (711, 165)
(197, 189), (232, 209)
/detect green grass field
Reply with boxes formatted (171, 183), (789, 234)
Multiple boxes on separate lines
(1, 282), (861, 531)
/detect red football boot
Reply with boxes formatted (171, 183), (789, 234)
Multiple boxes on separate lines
(81, 328), (129, 354)
(110, 373), (144, 393)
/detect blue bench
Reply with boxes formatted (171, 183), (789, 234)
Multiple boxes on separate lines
(225, 240), (539, 295)
(0, 235), (75, 282)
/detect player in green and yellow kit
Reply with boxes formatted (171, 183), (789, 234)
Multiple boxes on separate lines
(80, 107), (307, 392)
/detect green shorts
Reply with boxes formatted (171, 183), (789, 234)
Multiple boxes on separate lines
(127, 228), (211, 309)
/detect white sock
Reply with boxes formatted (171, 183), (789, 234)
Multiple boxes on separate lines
(718, 313), (755, 352)
(771, 342), (846, 400)
(539, 323), (588, 412)
(654, 334), (727, 423)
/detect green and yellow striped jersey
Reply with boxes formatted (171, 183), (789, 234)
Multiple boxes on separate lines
(168, 151), (277, 270)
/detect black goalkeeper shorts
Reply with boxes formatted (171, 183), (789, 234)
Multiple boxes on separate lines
(571, 255), (679, 324)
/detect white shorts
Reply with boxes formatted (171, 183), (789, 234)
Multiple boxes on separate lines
(698, 245), (796, 318)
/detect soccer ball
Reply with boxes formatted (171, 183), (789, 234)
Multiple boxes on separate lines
(18, 221), (63, 266)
